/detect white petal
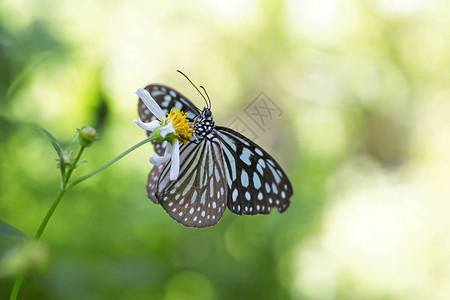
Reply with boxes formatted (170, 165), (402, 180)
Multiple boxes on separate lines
(136, 88), (166, 120)
(159, 123), (175, 138)
(164, 142), (173, 155)
(169, 140), (180, 181)
(133, 119), (160, 131)
(150, 153), (171, 165)
(150, 143), (172, 165)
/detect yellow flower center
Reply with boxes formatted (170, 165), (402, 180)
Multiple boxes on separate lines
(166, 109), (194, 143)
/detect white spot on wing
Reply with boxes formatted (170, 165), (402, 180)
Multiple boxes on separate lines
(232, 189), (238, 202)
(241, 170), (249, 187)
(240, 148), (252, 166)
(253, 172), (261, 188)
(272, 183), (278, 194)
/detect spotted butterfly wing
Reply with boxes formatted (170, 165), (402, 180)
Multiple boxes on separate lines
(216, 127), (292, 215)
(156, 136), (228, 227)
(138, 85), (199, 203)
(147, 163), (166, 204)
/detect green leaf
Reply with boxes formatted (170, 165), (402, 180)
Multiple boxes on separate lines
(0, 220), (26, 238)
(37, 127), (65, 178)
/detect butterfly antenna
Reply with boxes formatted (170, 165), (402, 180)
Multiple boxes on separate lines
(177, 70), (209, 109)
(200, 86), (212, 109)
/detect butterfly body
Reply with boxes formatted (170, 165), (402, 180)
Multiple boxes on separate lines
(139, 84), (293, 227)
(193, 108), (215, 141)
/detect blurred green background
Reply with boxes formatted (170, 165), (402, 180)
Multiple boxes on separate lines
(1, 0), (450, 299)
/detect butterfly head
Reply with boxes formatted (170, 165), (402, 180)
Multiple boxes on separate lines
(203, 107), (212, 117)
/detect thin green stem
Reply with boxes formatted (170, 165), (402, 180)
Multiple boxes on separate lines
(68, 136), (155, 189)
(10, 145), (83, 300)
(9, 273), (24, 300)
(34, 188), (67, 240)
(63, 146), (85, 187)
(10, 187), (67, 300)
(10, 136), (154, 299)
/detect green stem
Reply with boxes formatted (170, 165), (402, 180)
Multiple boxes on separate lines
(9, 136), (154, 299)
(10, 189), (66, 300)
(67, 136), (154, 189)
(63, 146), (85, 187)
(10, 188), (67, 300)
(9, 143), (81, 300)
(34, 188), (67, 240)
(9, 273), (24, 300)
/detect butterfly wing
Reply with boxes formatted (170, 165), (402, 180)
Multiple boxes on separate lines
(155, 137), (228, 228)
(146, 161), (167, 204)
(138, 84), (200, 155)
(138, 85), (200, 204)
(215, 126), (293, 215)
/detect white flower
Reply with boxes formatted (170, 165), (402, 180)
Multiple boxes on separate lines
(134, 88), (181, 180)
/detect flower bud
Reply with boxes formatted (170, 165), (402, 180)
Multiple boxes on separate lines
(78, 126), (97, 147)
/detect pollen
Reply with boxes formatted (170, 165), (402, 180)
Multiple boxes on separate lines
(166, 109), (194, 143)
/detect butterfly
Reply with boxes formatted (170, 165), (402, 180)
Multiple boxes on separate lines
(138, 79), (293, 228)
